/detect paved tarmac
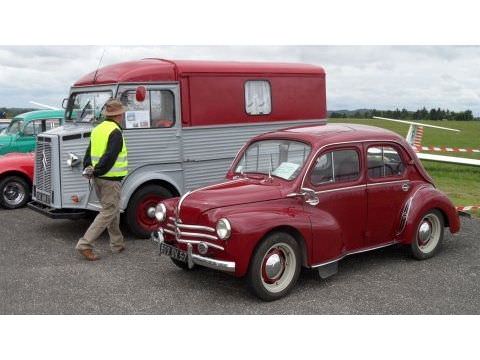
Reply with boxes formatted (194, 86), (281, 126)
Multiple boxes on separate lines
(0, 207), (479, 314)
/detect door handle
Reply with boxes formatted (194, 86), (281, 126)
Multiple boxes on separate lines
(401, 182), (410, 192)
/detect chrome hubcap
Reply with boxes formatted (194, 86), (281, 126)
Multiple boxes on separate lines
(147, 206), (156, 219)
(418, 221), (432, 244)
(265, 253), (283, 280)
(3, 181), (25, 206)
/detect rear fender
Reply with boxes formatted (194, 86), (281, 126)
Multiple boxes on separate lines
(400, 186), (460, 244)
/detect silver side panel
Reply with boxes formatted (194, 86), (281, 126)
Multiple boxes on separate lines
(181, 119), (326, 190)
(124, 128), (181, 165)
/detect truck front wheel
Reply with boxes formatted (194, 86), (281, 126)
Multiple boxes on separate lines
(125, 185), (174, 239)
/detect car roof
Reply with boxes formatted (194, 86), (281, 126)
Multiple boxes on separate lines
(74, 59), (325, 86)
(13, 110), (65, 121)
(254, 123), (407, 148)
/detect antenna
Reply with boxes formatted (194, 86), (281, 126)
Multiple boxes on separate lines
(92, 48), (106, 84)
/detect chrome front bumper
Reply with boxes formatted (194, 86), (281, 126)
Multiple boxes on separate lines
(151, 229), (236, 273)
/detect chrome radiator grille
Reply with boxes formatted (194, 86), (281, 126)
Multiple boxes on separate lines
(35, 137), (53, 204)
(164, 217), (224, 250)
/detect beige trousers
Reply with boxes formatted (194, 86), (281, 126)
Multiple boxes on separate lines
(76, 178), (125, 252)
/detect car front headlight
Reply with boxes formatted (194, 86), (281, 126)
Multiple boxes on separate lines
(216, 218), (231, 240)
(155, 203), (167, 222)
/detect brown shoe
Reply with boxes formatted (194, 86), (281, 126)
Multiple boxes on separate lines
(113, 246), (125, 254)
(78, 249), (100, 261)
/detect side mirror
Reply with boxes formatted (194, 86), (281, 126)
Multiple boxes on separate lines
(62, 98), (68, 109)
(135, 86), (147, 102)
(300, 187), (319, 206)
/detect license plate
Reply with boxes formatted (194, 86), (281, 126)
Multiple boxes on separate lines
(160, 242), (188, 263)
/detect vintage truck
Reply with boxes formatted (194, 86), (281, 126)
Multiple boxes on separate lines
(0, 110), (64, 155)
(28, 59), (327, 238)
(151, 123), (460, 301)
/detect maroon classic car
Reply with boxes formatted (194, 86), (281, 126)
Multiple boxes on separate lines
(151, 123), (460, 301)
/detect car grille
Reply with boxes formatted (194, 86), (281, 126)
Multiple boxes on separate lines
(35, 137), (53, 204)
(164, 217), (224, 250)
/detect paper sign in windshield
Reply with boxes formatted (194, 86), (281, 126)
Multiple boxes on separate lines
(125, 110), (150, 129)
(272, 162), (300, 180)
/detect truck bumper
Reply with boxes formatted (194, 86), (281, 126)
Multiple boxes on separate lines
(27, 201), (88, 219)
(151, 230), (236, 273)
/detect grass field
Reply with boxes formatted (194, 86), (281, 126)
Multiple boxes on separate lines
(329, 118), (480, 217)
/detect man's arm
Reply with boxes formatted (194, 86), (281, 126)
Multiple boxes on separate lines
(83, 140), (92, 169)
(93, 129), (123, 177)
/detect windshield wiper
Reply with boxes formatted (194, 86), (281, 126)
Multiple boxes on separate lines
(78, 100), (91, 122)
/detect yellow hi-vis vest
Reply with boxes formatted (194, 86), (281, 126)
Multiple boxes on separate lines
(90, 120), (128, 178)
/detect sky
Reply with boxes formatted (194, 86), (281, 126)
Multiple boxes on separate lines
(1, 46), (480, 114)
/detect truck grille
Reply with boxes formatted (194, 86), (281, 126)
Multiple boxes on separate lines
(35, 137), (53, 204)
(164, 217), (224, 250)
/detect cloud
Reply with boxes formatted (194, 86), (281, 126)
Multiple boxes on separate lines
(1, 46), (480, 115)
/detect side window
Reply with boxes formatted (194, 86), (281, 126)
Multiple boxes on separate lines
(367, 145), (405, 179)
(310, 149), (360, 186)
(45, 118), (61, 130)
(120, 90), (175, 129)
(245, 80), (271, 115)
(23, 120), (42, 136)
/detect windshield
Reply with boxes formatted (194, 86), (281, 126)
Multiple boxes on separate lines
(66, 91), (112, 122)
(235, 139), (311, 181)
(5, 119), (24, 135)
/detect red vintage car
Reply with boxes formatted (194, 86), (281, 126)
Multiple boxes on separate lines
(0, 152), (34, 209)
(151, 123), (461, 301)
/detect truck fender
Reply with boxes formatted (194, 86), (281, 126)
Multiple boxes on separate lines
(400, 186), (460, 244)
(120, 167), (182, 209)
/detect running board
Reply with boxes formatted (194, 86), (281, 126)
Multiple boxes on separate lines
(317, 261), (338, 279)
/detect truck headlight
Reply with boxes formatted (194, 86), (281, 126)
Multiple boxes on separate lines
(216, 218), (231, 240)
(67, 153), (80, 167)
(155, 203), (167, 222)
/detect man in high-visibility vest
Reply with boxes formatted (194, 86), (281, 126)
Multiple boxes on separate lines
(76, 99), (128, 261)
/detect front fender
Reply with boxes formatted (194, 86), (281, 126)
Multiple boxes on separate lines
(400, 187), (460, 244)
(120, 164), (183, 209)
(209, 200), (312, 277)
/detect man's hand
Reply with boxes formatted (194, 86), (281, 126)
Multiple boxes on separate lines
(82, 165), (94, 179)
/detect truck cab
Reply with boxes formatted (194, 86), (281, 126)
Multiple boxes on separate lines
(28, 59), (327, 238)
(0, 110), (64, 155)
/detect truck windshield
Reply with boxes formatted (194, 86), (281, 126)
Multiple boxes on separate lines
(66, 91), (112, 122)
(235, 140), (311, 181)
(5, 119), (23, 135)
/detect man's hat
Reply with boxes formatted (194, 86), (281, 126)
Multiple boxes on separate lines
(103, 99), (127, 117)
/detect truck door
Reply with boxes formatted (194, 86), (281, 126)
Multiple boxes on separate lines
(303, 145), (367, 264)
(365, 143), (412, 247)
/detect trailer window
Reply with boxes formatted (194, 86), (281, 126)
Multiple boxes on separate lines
(120, 90), (175, 129)
(245, 80), (271, 115)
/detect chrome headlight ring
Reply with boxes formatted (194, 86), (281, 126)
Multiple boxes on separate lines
(216, 218), (231, 240)
(155, 203), (167, 222)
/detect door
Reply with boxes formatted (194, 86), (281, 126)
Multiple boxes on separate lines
(303, 145), (367, 264)
(16, 120), (42, 152)
(365, 143), (411, 246)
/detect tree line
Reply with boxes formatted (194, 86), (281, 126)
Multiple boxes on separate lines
(0, 108), (37, 119)
(329, 107), (477, 121)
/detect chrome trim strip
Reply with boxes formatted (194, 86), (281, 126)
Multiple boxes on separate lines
(179, 231), (218, 241)
(366, 180), (409, 187)
(175, 223), (216, 233)
(176, 239), (224, 251)
(315, 184), (366, 195)
(311, 242), (396, 268)
(177, 191), (191, 217)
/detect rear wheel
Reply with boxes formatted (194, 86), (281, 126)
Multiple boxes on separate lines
(125, 185), (174, 238)
(247, 232), (301, 301)
(0, 176), (30, 209)
(410, 209), (444, 260)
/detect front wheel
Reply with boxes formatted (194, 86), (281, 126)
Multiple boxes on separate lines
(410, 209), (444, 260)
(247, 232), (301, 301)
(125, 185), (174, 238)
(0, 176), (30, 209)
